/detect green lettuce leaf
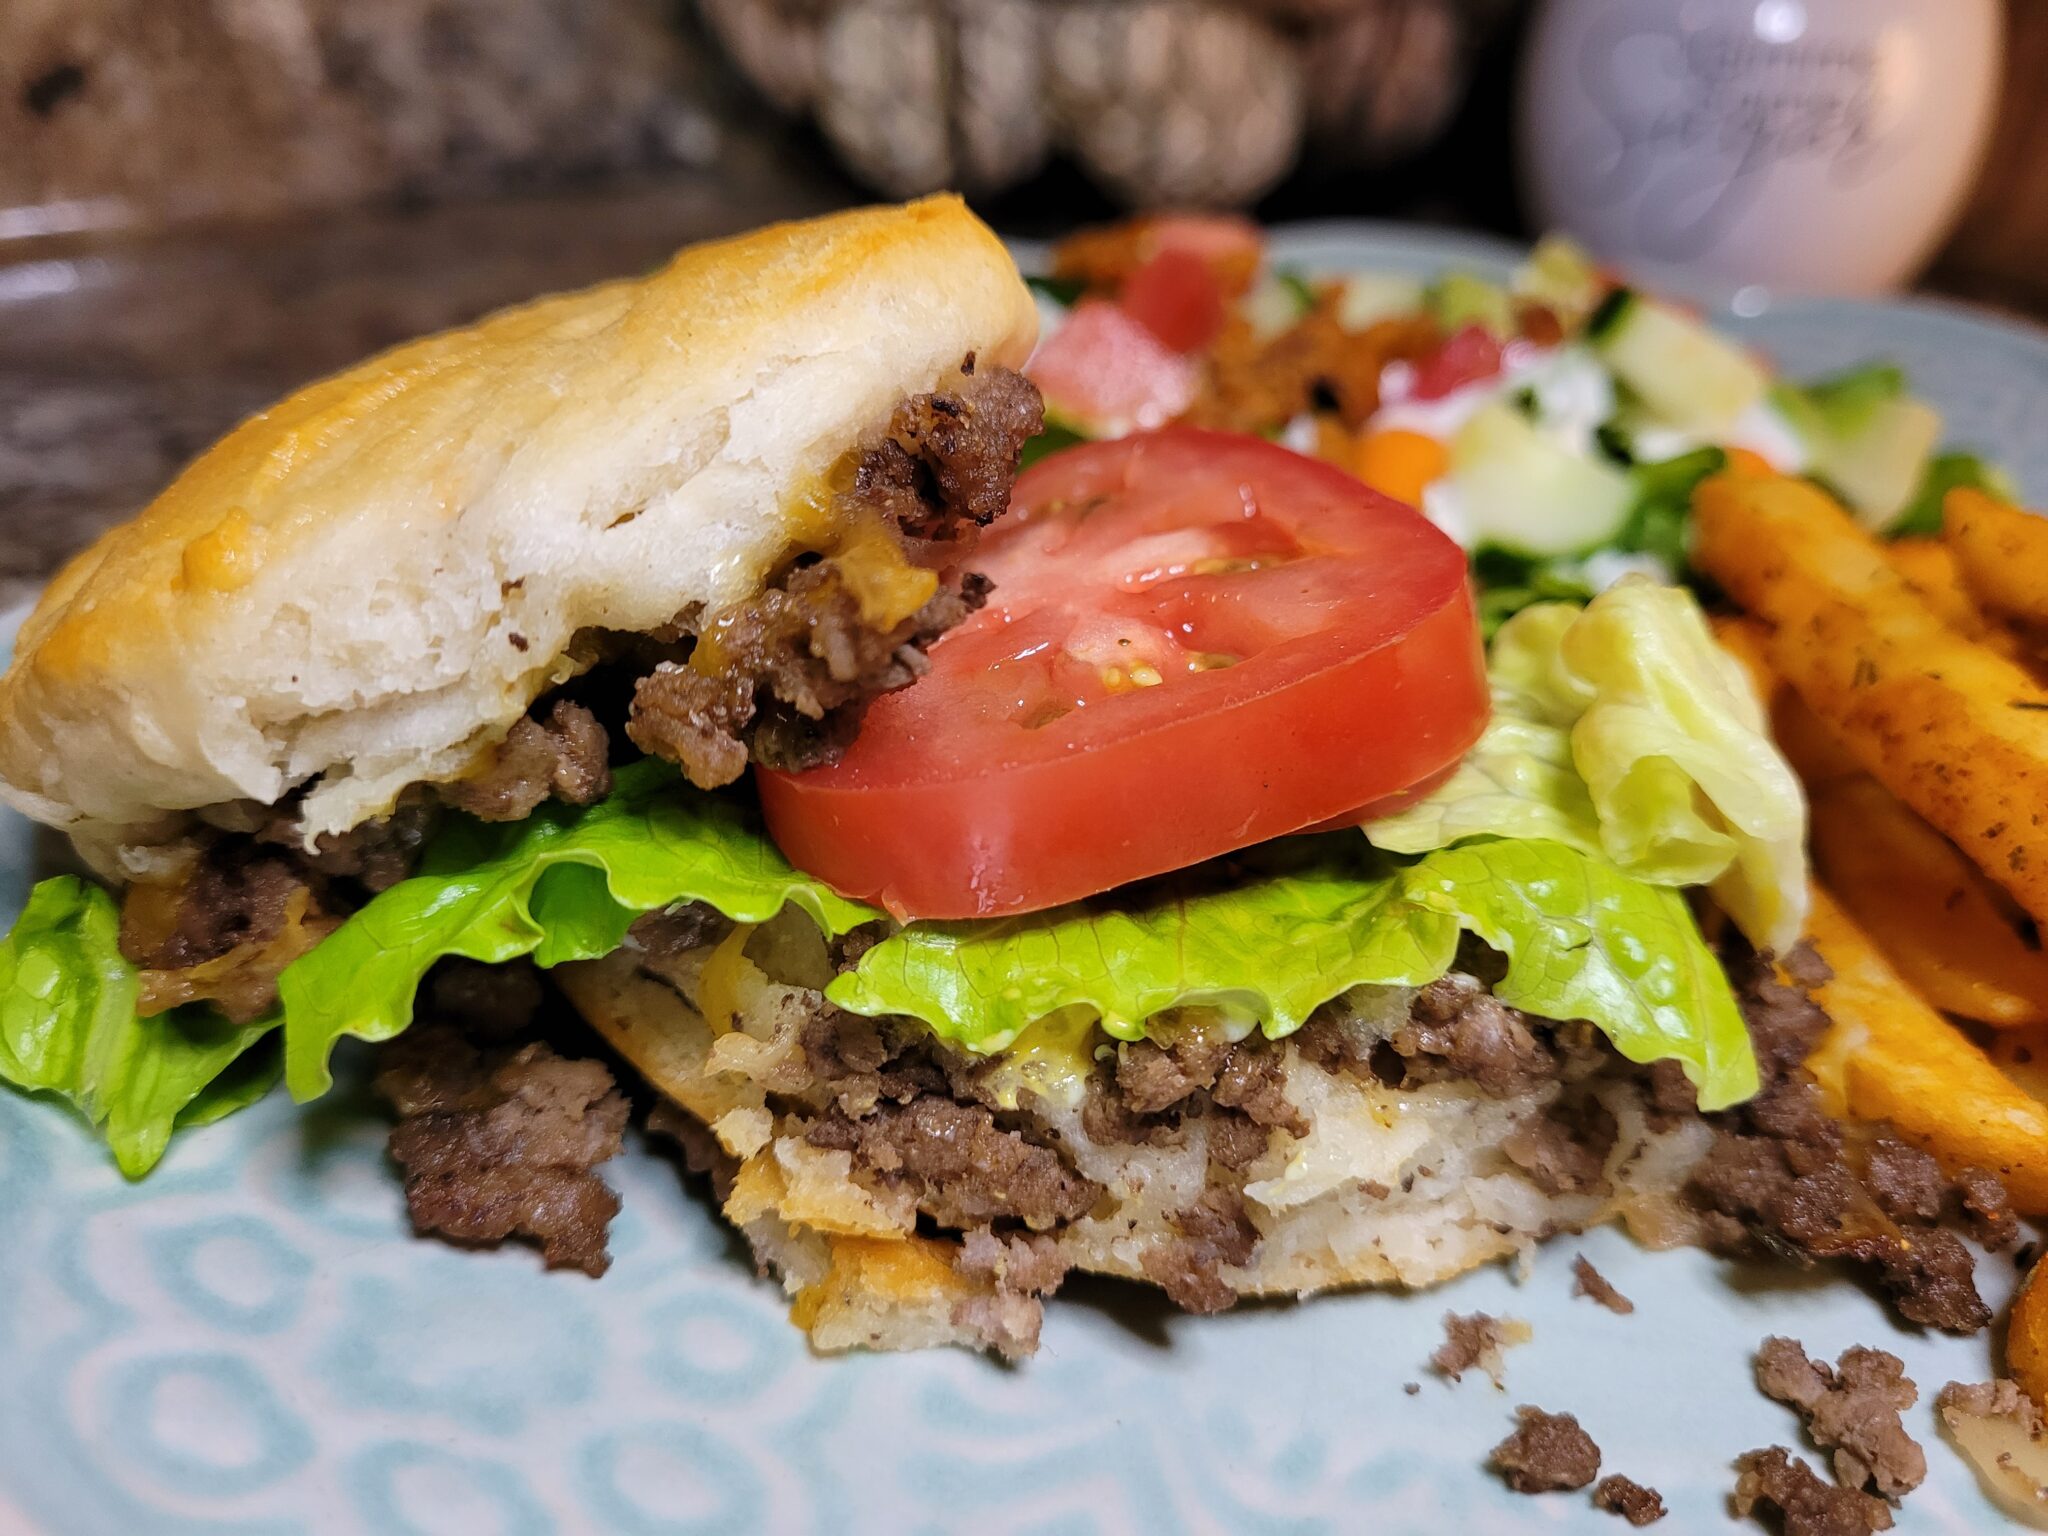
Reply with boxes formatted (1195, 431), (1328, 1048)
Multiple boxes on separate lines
(1889, 449), (2017, 539)
(830, 837), (1757, 1110)
(279, 760), (879, 1100)
(0, 877), (279, 1176)
(1367, 578), (1807, 953)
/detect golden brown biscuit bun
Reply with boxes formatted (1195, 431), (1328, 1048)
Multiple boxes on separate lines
(0, 197), (1036, 868)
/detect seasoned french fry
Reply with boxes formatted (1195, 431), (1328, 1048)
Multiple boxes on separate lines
(1721, 603), (2048, 1025)
(1803, 883), (2048, 1213)
(2011, 1246), (2048, 1412)
(1694, 472), (2048, 931)
(1810, 777), (2048, 1028)
(1947, 487), (2048, 633)
(1885, 535), (2006, 642)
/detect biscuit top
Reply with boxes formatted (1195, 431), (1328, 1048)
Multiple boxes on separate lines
(0, 197), (1037, 868)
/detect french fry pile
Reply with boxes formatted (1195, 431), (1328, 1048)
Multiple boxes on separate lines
(1694, 471), (2048, 1403)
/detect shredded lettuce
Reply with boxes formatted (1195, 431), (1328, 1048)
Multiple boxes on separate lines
(0, 877), (279, 1176)
(278, 760), (878, 1100)
(1368, 578), (1807, 953)
(830, 837), (1757, 1110)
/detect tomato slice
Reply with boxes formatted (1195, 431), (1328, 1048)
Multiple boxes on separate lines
(1408, 323), (1504, 401)
(1027, 299), (1198, 431)
(760, 430), (1489, 920)
(1118, 248), (1228, 354)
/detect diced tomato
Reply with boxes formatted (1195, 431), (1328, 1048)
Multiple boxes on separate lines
(1051, 213), (1264, 301)
(1027, 300), (1197, 431)
(1118, 248), (1229, 354)
(1143, 214), (1264, 295)
(1408, 324), (1504, 402)
(760, 430), (1490, 919)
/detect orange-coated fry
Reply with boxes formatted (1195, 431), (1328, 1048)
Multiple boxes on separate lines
(1694, 472), (2048, 933)
(1809, 777), (2048, 1028)
(1947, 487), (2048, 634)
(1803, 883), (2048, 1213)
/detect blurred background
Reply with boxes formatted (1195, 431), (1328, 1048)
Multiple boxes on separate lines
(0, 0), (2039, 605)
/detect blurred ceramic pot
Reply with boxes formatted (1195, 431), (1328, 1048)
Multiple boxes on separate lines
(1517, 0), (2003, 296)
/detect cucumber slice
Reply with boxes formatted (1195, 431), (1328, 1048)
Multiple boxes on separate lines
(1593, 296), (1766, 433)
(1335, 272), (1426, 331)
(1771, 368), (1945, 527)
(1448, 400), (1635, 556)
(1427, 272), (1514, 337)
(1243, 273), (1315, 340)
(1815, 396), (1943, 528)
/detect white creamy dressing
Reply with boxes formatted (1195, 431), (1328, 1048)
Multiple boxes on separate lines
(1374, 344), (1615, 459)
(1630, 398), (1810, 473)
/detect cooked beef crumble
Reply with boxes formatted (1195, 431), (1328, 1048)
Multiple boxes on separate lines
(808, 1097), (1101, 1230)
(1686, 945), (1995, 1335)
(1732, 1447), (1894, 1535)
(1142, 1186), (1260, 1313)
(1754, 1338), (1924, 1499)
(443, 699), (612, 821)
(627, 362), (1040, 787)
(1571, 1255), (1635, 1315)
(1593, 1474), (1666, 1525)
(119, 843), (310, 973)
(1492, 1407), (1602, 1493)
(1432, 1311), (1528, 1386)
(375, 1022), (629, 1276)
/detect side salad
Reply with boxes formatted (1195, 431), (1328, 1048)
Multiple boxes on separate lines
(1024, 215), (2014, 633)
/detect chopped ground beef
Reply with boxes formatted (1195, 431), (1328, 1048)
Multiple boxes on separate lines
(119, 845), (306, 971)
(1953, 1164), (2021, 1250)
(808, 1098), (1100, 1230)
(1390, 975), (1558, 1097)
(957, 1227), (1068, 1296)
(628, 362), (1040, 788)
(1202, 1107), (1272, 1173)
(951, 1227), (1069, 1361)
(1115, 1033), (1229, 1114)
(280, 790), (438, 893)
(425, 958), (544, 1043)
(1211, 1043), (1310, 1138)
(1503, 1096), (1617, 1195)
(1432, 1311), (1528, 1386)
(1732, 1447), (1893, 1535)
(1492, 1407), (1602, 1493)
(1686, 945), (1995, 1335)
(1754, 1338), (1924, 1499)
(119, 844), (333, 1022)
(1861, 1133), (1944, 1225)
(376, 1024), (629, 1276)
(442, 699), (612, 820)
(949, 1290), (1045, 1361)
(628, 901), (734, 963)
(1594, 1474), (1666, 1525)
(1140, 1186), (1260, 1313)
(1571, 1255), (1635, 1315)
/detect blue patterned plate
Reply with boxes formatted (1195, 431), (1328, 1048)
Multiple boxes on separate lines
(2, 225), (2045, 1536)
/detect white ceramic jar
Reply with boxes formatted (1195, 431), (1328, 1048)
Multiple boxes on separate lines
(1516, 0), (2004, 297)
